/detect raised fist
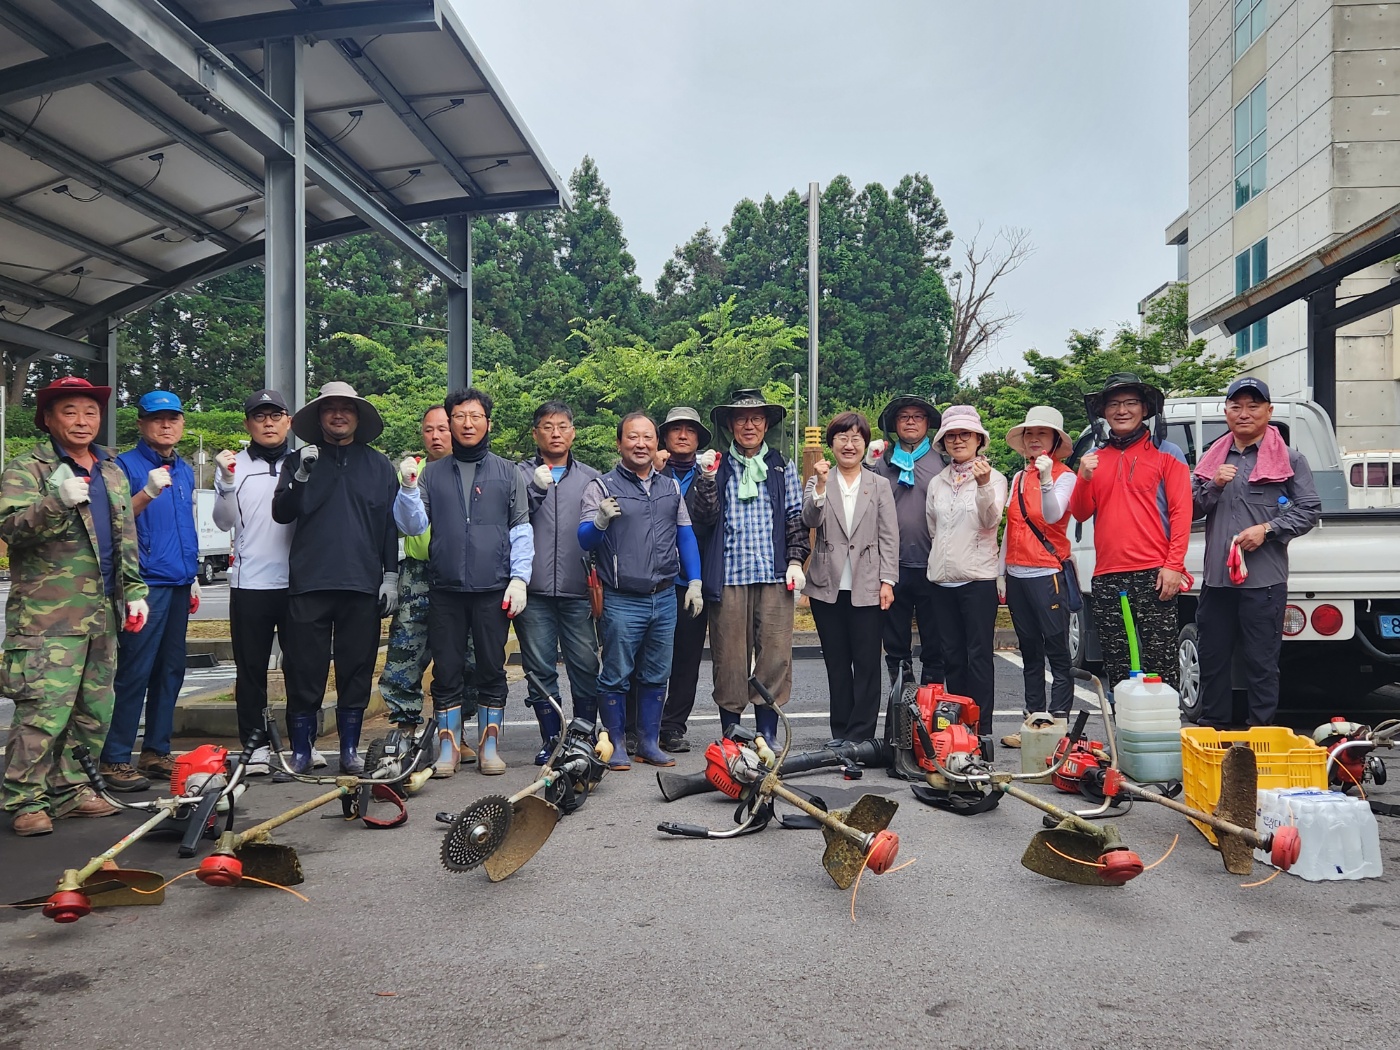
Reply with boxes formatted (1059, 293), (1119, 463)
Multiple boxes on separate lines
(594, 496), (622, 529)
(812, 458), (831, 493)
(1214, 464), (1237, 488)
(1034, 454), (1054, 483)
(865, 438), (887, 465)
(294, 445), (319, 482)
(57, 476), (90, 508)
(697, 450), (720, 473)
(399, 456), (421, 489)
(143, 466), (172, 499)
(971, 458), (992, 486)
(215, 449), (236, 483)
(532, 463), (554, 490)
(1078, 451), (1099, 480)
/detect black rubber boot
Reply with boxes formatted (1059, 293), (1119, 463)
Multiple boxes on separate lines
(754, 705), (779, 745)
(531, 700), (563, 765)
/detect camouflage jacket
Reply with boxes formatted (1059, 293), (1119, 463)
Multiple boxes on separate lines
(0, 442), (146, 638)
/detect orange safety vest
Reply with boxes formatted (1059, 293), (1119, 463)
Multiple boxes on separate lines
(1005, 463), (1071, 569)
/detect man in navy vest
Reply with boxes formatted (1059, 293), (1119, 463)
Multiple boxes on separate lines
(394, 388), (533, 776)
(100, 390), (200, 790)
(579, 413), (703, 769)
(703, 390), (809, 742)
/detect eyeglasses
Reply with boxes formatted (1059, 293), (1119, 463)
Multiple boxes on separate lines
(1104, 398), (1143, 411)
(453, 411), (488, 424)
(943, 432), (977, 443)
(534, 422), (573, 434)
(895, 412), (927, 424)
(249, 410), (285, 422)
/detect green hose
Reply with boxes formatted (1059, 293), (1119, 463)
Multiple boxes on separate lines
(1119, 590), (1141, 676)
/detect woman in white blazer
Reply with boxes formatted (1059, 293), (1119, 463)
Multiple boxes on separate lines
(802, 412), (899, 745)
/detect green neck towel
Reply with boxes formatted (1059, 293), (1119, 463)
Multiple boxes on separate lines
(729, 442), (768, 500)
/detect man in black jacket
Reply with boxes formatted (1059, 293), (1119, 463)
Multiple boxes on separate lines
(272, 382), (399, 776)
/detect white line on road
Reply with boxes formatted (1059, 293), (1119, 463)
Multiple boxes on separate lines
(994, 651), (1102, 710)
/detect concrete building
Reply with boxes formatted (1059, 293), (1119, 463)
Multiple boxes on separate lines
(1181, 0), (1400, 450)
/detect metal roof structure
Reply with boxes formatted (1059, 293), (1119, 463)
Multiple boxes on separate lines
(0, 0), (569, 430)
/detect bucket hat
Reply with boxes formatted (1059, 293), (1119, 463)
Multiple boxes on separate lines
(291, 381), (384, 444)
(1005, 405), (1073, 460)
(658, 406), (712, 448)
(1083, 372), (1165, 422)
(876, 394), (941, 435)
(931, 404), (989, 454)
(710, 388), (786, 433)
(34, 376), (111, 433)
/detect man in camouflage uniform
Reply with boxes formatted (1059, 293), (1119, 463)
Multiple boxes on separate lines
(1, 377), (149, 836)
(376, 405), (478, 771)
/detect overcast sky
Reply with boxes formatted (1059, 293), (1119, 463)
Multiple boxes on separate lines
(458, 0), (1187, 378)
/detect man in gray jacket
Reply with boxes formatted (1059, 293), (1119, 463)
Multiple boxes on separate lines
(514, 401), (601, 764)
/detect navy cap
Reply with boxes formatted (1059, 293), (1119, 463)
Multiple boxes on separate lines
(1225, 376), (1270, 402)
(137, 390), (184, 416)
(243, 389), (290, 415)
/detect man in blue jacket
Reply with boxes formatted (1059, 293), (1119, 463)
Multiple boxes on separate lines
(100, 390), (200, 790)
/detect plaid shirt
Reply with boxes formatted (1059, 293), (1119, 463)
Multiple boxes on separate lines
(721, 457), (803, 586)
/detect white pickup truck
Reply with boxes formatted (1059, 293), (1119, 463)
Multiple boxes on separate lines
(1067, 397), (1400, 717)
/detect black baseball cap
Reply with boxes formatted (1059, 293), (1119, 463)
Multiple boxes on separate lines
(1225, 376), (1270, 402)
(244, 389), (290, 415)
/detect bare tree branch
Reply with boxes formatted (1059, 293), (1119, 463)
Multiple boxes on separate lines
(947, 225), (1034, 377)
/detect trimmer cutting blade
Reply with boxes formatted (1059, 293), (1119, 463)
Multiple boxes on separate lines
(441, 794), (514, 873)
(482, 794), (560, 882)
(1213, 745), (1259, 875)
(820, 793), (899, 890)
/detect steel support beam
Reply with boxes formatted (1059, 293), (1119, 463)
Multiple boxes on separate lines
(446, 216), (471, 391)
(55, 0), (294, 160)
(0, 200), (163, 281)
(1317, 279), (1400, 335)
(0, 317), (100, 362)
(0, 45), (132, 106)
(1307, 283), (1338, 428)
(0, 273), (85, 314)
(263, 38), (306, 412)
(86, 319), (118, 446)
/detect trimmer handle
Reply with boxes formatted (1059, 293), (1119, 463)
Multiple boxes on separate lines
(1066, 710), (1091, 746)
(657, 821), (713, 838)
(232, 728), (266, 773)
(747, 675), (777, 708)
(71, 745), (106, 793)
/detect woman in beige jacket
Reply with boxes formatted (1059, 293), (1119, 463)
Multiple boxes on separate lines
(924, 404), (1007, 734)
(802, 412), (899, 745)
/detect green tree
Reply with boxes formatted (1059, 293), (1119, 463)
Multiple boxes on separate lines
(557, 156), (651, 339)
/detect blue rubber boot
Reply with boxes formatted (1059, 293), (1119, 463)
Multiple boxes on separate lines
(633, 686), (675, 767)
(531, 700), (563, 766)
(719, 708), (741, 738)
(573, 695), (598, 732)
(433, 705), (462, 779)
(598, 692), (631, 770)
(754, 705), (779, 747)
(274, 711), (317, 781)
(336, 708), (365, 775)
(477, 705), (506, 775)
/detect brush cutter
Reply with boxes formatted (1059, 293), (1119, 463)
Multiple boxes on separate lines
(21, 735), (263, 923)
(438, 700), (613, 881)
(1314, 717), (1398, 796)
(656, 738), (889, 802)
(657, 676), (901, 891)
(195, 719), (439, 889)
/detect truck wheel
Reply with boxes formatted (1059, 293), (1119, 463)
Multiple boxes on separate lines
(200, 559), (216, 586)
(1177, 623), (1202, 723)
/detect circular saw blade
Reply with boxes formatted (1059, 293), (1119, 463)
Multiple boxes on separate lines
(440, 795), (513, 872)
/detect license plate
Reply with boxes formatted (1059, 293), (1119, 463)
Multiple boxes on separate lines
(1380, 615), (1400, 639)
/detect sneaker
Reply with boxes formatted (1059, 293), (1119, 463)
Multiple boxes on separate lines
(99, 762), (151, 792)
(12, 810), (53, 836)
(1000, 733), (1022, 749)
(311, 747), (329, 769)
(137, 750), (177, 779)
(59, 791), (119, 818)
(245, 746), (273, 777)
(659, 732), (690, 754)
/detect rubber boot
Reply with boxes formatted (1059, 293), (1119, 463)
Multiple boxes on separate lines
(719, 707), (741, 738)
(754, 705), (779, 747)
(531, 700), (563, 765)
(477, 705), (506, 775)
(633, 686), (674, 767)
(433, 705), (462, 778)
(274, 711), (317, 782)
(336, 708), (365, 775)
(598, 692), (631, 771)
(574, 695), (598, 732)
(458, 708), (477, 765)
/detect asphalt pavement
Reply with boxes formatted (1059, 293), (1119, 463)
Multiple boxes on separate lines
(3, 657), (1399, 1050)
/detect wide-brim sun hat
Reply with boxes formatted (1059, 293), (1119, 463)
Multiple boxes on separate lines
(876, 394), (941, 435)
(291, 381), (384, 444)
(1084, 372), (1165, 422)
(1006, 405), (1073, 460)
(34, 376), (111, 433)
(710, 388), (786, 433)
(931, 404), (989, 454)
(659, 406), (713, 448)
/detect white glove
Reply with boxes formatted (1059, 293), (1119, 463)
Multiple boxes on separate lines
(398, 456), (421, 489)
(1035, 454), (1054, 485)
(57, 476), (90, 508)
(189, 580), (202, 615)
(503, 578), (529, 618)
(294, 445), (319, 482)
(378, 572), (400, 617)
(594, 496), (622, 529)
(143, 466), (172, 498)
(684, 580), (704, 618)
(697, 450), (719, 473)
(532, 464), (554, 490)
(865, 439), (887, 465)
(997, 575), (1007, 604)
(215, 449), (236, 483)
(786, 563), (806, 593)
(124, 598), (149, 633)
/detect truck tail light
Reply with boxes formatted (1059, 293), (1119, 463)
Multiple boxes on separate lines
(1282, 605), (1305, 636)
(1311, 604), (1344, 636)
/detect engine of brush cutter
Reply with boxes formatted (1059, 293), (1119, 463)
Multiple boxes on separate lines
(1313, 718), (1390, 792)
(543, 717), (613, 815)
(911, 685), (993, 775)
(171, 744), (228, 797)
(1047, 734), (1108, 795)
(703, 726), (776, 799)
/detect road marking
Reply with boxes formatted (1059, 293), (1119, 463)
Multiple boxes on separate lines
(994, 651), (1102, 709)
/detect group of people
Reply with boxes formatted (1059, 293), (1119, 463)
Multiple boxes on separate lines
(0, 366), (1321, 838)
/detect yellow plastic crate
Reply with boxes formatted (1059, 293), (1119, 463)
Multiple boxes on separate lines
(1180, 727), (1328, 844)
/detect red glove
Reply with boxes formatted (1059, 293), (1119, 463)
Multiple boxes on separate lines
(1227, 538), (1248, 586)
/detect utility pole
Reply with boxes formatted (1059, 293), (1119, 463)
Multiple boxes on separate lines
(802, 183), (823, 482)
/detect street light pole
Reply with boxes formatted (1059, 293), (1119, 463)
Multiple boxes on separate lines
(807, 181), (819, 428)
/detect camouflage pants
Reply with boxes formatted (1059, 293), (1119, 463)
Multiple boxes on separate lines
(2, 621), (117, 816)
(377, 560), (476, 723)
(1088, 569), (1180, 693)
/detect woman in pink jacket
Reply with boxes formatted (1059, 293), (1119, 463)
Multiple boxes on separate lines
(924, 405), (1008, 734)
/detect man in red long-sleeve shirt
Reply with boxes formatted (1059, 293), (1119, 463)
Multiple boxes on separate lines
(1070, 373), (1191, 694)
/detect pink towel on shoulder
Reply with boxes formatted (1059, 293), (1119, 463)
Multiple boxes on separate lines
(1193, 424), (1294, 484)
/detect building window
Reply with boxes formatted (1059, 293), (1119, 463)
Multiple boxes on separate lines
(1234, 79), (1267, 208)
(1234, 238), (1268, 357)
(1234, 0), (1266, 60)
